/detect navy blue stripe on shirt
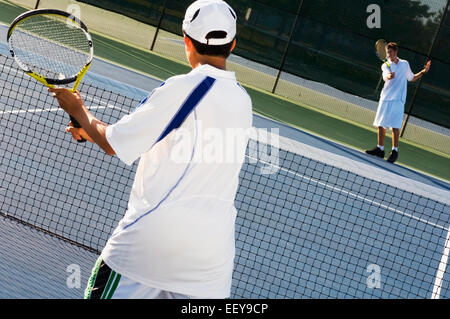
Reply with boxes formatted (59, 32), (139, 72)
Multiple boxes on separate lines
(117, 76), (216, 231)
(133, 81), (166, 112)
(156, 76), (216, 143)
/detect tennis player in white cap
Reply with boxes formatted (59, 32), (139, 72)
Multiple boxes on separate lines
(366, 42), (430, 163)
(50, 0), (252, 299)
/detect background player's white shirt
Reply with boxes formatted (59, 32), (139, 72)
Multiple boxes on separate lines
(380, 58), (414, 103)
(102, 64), (252, 298)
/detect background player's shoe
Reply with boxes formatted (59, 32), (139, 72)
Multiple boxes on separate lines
(387, 150), (398, 163)
(365, 146), (385, 158)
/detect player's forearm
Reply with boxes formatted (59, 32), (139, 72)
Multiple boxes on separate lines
(412, 69), (426, 82)
(72, 107), (116, 156)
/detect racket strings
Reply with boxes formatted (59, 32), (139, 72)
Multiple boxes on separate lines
(9, 15), (91, 80)
(375, 39), (389, 64)
(12, 26), (88, 71)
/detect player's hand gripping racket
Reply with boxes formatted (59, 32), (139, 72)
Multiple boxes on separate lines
(375, 39), (391, 72)
(7, 9), (94, 143)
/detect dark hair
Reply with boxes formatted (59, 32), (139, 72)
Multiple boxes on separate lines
(184, 32), (235, 58)
(387, 42), (398, 52)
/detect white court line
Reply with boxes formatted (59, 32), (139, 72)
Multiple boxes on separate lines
(0, 93), (129, 116)
(83, 95), (129, 113)
(0, 105), (112, 116)
(0, 63), (131, 114)
(247, 154), (448, 231)
(0, 101), (128, 116)
(431, 226), (450, 299)
(0, 63), (21, 76)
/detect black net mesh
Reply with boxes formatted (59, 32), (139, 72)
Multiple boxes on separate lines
(1, 52), (449, 298)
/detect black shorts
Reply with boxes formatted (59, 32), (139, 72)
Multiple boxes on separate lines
(84, 257), (122, 299)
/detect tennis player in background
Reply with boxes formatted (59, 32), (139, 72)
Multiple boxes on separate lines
(366, 42), (430, 163)
(49, 0), (252, 299)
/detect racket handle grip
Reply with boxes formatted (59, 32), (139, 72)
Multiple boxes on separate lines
(70, 115), (87, 143)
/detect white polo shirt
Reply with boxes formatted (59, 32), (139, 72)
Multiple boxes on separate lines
(101, 64), (252, 298)
(380, 58), (415, 103)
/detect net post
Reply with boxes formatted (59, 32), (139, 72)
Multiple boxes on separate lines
(34, 0), (40, 9)
(150, 0), (168, 51)
(271, 0), (304, 94)
(400, 0), (449, 137)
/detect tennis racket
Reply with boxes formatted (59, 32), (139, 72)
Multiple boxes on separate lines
(375, 39), (391, 72)
(7, 9), (94, 143)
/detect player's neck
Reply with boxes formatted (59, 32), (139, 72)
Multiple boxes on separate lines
(390, 56), (399, 64)
(192, 55), (227, 70)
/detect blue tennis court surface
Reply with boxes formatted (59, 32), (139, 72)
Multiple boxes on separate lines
(0, 216), (97, 298)
(234, 148), (449, 298)
(0, 39), (449, 298)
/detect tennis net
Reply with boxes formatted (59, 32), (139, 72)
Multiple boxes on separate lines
(0, 51), (449, 299)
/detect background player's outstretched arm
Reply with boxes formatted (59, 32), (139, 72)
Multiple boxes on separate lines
(411, 61), (431, 82)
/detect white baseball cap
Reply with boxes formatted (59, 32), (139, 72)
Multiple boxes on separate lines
(182, 0), (237, 45)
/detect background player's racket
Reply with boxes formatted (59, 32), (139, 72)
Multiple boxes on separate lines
(375, 39), (391, 71)
(7, 9), (94, 143)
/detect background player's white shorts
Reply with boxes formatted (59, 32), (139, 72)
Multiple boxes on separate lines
(373, 100), (404, 129)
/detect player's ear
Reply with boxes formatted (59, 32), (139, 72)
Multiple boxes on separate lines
(230, 39), (236, 53)
(184, 36), (194, 51)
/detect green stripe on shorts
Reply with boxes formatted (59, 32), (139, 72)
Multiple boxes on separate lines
(101, 270), (116, 299)
(106, 273), (122, 299)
